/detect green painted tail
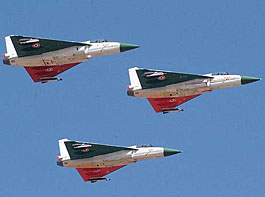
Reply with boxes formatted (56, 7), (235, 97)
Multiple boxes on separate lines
(133, 68), (211, 89)
(9, 35), (88, 57)
(63, 140), (135, 160)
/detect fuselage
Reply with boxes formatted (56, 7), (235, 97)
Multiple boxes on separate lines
(128, 73), (242, 98)
(4, 41), (121, 67)
(59, 146), (165, 168)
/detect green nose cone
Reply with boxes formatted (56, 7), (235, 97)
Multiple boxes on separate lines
(163, 148), (182, 157)
(241, 76), (260, 85)
(120, 43), (140, 52)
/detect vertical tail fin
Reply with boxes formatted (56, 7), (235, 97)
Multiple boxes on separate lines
(128, 67), (142, 90)
(4, 36), (18, 58)
(58, 138), (71, 160)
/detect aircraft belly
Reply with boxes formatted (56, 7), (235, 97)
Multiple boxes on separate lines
(62, 151), (131, 168)
(9, 56), (45, 66)
(135, 86), (209, 98)
(101, 159), (136, 167)
(134, 87), (166, 98)
(9, 47), (88, 66)
(47, 56), (87, 65)
(65, 159), (132, 168)
(42, 48), (87, 65)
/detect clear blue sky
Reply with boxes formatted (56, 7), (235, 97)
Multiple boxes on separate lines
(1, 0), (264, 196)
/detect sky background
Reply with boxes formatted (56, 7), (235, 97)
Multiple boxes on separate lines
(0, 0), (265, 196)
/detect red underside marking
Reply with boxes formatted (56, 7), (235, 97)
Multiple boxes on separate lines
(76, 165), (126, 182)
(148, 94), (200, 113)
(24, 63), (80, 82)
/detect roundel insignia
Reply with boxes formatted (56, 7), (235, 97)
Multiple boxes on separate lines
(169, 99), (176, 102)
(46, 68), (53, 72)
(32, 43), (40, 48)
(157, 75), (166, 80)
(81, 148), (90, 153)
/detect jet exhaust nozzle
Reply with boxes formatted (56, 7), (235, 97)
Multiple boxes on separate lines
(57, 160), (63, 167)
(3, 58), (11, 65)
(127, 90), (135, 97)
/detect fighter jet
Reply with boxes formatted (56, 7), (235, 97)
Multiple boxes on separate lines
(127, 67), (260, 113)
(56, 139), (181, 183)
(3, 35), (139, 83)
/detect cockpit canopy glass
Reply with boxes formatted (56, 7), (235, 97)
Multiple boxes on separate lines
(213, 72), (229, 75)
(136, 144), (153, 148)
(92, 39), (108, 43)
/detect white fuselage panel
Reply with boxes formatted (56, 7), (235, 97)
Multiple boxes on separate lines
(132, 75), (242, 98)
(6, 42), (121, 67)
(61, 147), (164, 168)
